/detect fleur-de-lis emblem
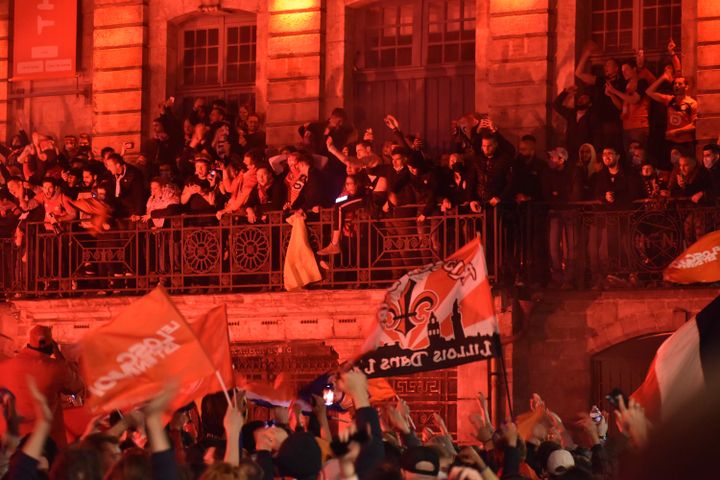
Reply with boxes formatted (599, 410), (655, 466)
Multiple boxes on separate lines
(385, 279), (437, 336)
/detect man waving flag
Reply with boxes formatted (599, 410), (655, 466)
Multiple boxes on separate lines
(357, 237), (498, 378)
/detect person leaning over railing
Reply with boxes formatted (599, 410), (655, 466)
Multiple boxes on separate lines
(669, 151), (715, 246)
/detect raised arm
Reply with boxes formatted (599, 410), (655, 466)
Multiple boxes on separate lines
(575, 42), (597, 85)
(646, 69), (673, 105)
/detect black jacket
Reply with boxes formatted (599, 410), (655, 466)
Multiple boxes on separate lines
(552, 90), (595, 159)
(112, 163), (147, 217)
(291, 167), (325, 212)
(592, 166), (642, 208)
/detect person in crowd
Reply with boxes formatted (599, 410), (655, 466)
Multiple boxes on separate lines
(552, 85), (594, 161)
(105, 153), (146, 220)
(702, 143), (720, 196)
(669, 151), (713, 245)
(588, 145), (642, 288)
(607, 59), (653, 153)
(0, 326), (83, 447)
(508, 135), (545, 204)
(646, 69), (698, 153)
(575, 42), (626, 151)
(541, 147), (582, 289)
(290, 152), (325, 218)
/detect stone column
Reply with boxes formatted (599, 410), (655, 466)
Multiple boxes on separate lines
(695, 1), (720, 146)
(92, 0), (147, 156)
(0, 0), (9, 142)
(483, 0), (552, 149)
(265, 0), (323, 147)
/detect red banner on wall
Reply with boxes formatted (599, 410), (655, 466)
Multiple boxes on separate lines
(12, 0), (78, 80)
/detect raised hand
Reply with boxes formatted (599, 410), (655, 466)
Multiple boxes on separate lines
(614, 396), (650, 449)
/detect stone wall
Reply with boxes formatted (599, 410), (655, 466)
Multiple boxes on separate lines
(512, 287), (718, 420)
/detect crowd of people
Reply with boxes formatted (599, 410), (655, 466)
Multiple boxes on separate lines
(0, 326), (706, 480)
(0, 39), (719, 293)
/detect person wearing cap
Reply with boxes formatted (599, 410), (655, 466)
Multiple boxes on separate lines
(0, 325), (83, 447)
(546, 449), (574, 478)
(401, 446), (440, 480)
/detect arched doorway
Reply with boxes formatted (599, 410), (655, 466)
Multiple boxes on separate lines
(591, 333), (669, 411)
(348, 0), (476, 157)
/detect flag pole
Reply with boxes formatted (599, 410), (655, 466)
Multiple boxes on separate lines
(215, 371), (233, 406)
(493, 334), (514, 420)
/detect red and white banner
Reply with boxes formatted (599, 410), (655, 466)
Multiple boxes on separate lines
(357, 237), (499, 378)
(13, 0), (78, 80)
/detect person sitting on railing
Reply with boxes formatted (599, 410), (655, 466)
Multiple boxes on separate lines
(245, 165), (287, 224)
(105, 153), (146, 221)
(439, 153), (480, 214)
(290, 152), (326, 220)
(317, 174), (368, 256)
(181, 177), (219, 227)
(216, 149), (264, 221)
(131, 177), (181, 229)
(38, 177), (76, 234)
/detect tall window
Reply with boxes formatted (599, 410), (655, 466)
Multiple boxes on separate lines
(360, 0), (476, 70)
(177, 14), (257, 116)
(591, 0), (681, 54)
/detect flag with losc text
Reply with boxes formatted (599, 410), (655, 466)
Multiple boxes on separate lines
(80, 286), (216, 414)
(664, 230), (720, 284)
(357, 237), (499, 378)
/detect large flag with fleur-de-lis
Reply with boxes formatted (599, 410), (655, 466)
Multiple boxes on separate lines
(356, 237), (499, 378)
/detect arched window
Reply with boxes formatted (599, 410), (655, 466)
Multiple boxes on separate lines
(174, 13), (257, 117)
(351, 0), (476, 155)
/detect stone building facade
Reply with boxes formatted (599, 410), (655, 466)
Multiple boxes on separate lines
(0, 0), (717, 155)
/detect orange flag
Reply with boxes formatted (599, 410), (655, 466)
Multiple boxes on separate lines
(367, 378), (396, 402)
(80, 286), (215, 414)
(664, 230), (720, 284)
(170, 304), (235, 410)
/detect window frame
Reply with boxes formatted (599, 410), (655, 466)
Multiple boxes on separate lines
(589, 0), (682, 59)
(176, 13), (257, 105)
(355, 0), (476, 73)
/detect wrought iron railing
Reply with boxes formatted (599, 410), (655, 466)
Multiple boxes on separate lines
(6, 206), (488, 298)
(3, 198), (718, 299)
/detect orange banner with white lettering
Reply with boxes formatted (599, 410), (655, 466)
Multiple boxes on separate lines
(13, 0), (78, 80)
(80, 286), (216, 414)
(664, 230), (720, 284)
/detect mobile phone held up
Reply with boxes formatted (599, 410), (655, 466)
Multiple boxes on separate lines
(605, 388), (629, 410)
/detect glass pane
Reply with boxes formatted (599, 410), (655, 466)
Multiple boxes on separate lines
(461, 42), (474, 61)
(184, 30), (194, 47)
(381, 29), (397, 46)
(621, 0), (633, 7)
(444, 44), (459, 62)
(196, 68), (206, 84)
(463, 19), (474, 31)
(643, 8), (656, 26)
(643, 29), (656, 49)
(227, 46), (238, 63)
(383, 6), (397, 25)
(366, 51), (378, 68)
(240, 26), (252, 43)
(428, 44), (442, 64)
(606, 12), (618, 31)
(240, 45), (251, 62)
(464, 0), (476, 19)
(380, 49), (395, 67)
(197, 48), (206, 65)
(399, 24), (412, 38)
(228, 27), (238, 44)
(658, 6), (671, 24)
(619, 30), (632, 49)
(207, 67), (218, 84)
(184, 50), (194, 66)
(607, 0), (618, 9)
(447, 20), (461, 33)
(592, 0), (604, 10)
(208, 47), (218, 64)
(184, 68), (194, 85)
(227, 67), (238, 83)
(397, 47), (411, 66)
(400, 4), (413, 23)
(592, 13), (604, 31)
(208, 28), (219, 46)
(197, 30), (207, 47)
(620, 11), (632, 28)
